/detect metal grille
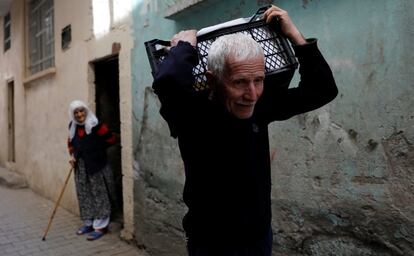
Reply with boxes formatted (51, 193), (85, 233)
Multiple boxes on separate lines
(192, 22), (295, 91)
(28, 0), (54, 74)
(145, 7), (297, 91)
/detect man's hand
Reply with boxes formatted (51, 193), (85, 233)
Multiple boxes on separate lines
(69, 157), (76, 168)
(264, 5), (307, 45)
(171, 30), (197, 47)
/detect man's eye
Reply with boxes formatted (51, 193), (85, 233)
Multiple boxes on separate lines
(233, 79), (246, 87)
(254, 77), (264, 83)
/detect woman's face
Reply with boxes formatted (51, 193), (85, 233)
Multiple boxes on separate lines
(74, 107), (87, 123)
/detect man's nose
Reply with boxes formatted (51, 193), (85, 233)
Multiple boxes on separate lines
(244, 82), (258, 101)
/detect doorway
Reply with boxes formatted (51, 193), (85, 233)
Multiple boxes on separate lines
(93, 55), (123, 223)
(7, 80), (15, 162)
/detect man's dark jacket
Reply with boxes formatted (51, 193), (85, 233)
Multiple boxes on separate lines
(152, 39), (338, 246)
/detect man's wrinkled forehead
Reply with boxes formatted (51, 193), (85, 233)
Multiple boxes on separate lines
(223, 55), (265, 76)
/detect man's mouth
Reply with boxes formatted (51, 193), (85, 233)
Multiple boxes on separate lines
(236, 102), (255, 107)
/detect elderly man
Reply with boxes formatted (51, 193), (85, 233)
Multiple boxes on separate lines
(152, 5), (338, 256)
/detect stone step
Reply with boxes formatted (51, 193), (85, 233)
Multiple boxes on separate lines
(0, 166), (27, 189)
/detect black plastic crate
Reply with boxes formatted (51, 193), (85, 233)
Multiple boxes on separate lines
(145, 6), (298, 91)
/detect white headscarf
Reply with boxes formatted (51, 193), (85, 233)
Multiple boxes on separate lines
(68, 100), (99, 140)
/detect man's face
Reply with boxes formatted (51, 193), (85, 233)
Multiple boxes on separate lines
(220, 56), (265, 119)
(74, 107), (87, 123)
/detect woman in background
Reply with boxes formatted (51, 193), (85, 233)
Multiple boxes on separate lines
(67, 100), (116, 241)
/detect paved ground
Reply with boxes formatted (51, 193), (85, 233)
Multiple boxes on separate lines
(0, 185), (148, 256)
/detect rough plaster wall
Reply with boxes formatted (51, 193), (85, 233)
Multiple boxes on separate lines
(28, 0), (135, 231)
(0, 0), (94, 214)
(21, 0), (94, 212)
(0, 15), (6, 163)
(267, 1), (414, 255)
(132, 0), (414, 255)
(0, 17), (9, 164)
(0, 0), (134, 229)
(131, 2), (182, 253)
(135, 88), (187, 254)
(0, 0), (26, 172)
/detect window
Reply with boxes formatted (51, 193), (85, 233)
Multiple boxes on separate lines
(61, 24), (71, 50)
(4, 12), (11, 52)
(28, 0), (54, 74)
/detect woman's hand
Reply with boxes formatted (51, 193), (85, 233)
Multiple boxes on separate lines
(264, 5), (307, 45)
(69, 157), (76, 168)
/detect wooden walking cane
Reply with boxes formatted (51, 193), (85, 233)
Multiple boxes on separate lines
(42, 167), (73, 241)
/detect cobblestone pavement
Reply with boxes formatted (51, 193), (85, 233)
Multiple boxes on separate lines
(0, 185), (148, 256)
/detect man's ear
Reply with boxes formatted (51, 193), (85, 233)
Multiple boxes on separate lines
(205, 71), (217, 90)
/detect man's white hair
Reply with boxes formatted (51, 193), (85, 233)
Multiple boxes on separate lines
(207, 33), (264, 82)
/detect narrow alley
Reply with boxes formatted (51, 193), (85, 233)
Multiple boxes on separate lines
(0, 173), (147, 256)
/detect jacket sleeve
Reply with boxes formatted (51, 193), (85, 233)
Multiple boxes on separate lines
(152, 41), (199, 138)
(67, 121), (74, 156)
(259, 39), (338, 122)
(96, 123), (116, 147)
(68, 137), (74, 156)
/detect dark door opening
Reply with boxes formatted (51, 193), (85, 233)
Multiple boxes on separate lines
(8, 81), (15, 162)
(93, 55), (123, 223)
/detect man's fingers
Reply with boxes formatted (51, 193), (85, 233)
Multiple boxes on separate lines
(171, 29), (197, 47)
(263, 6), (290, 26)
(264, 5), (287, 23)
(265, 12), (278, 23)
